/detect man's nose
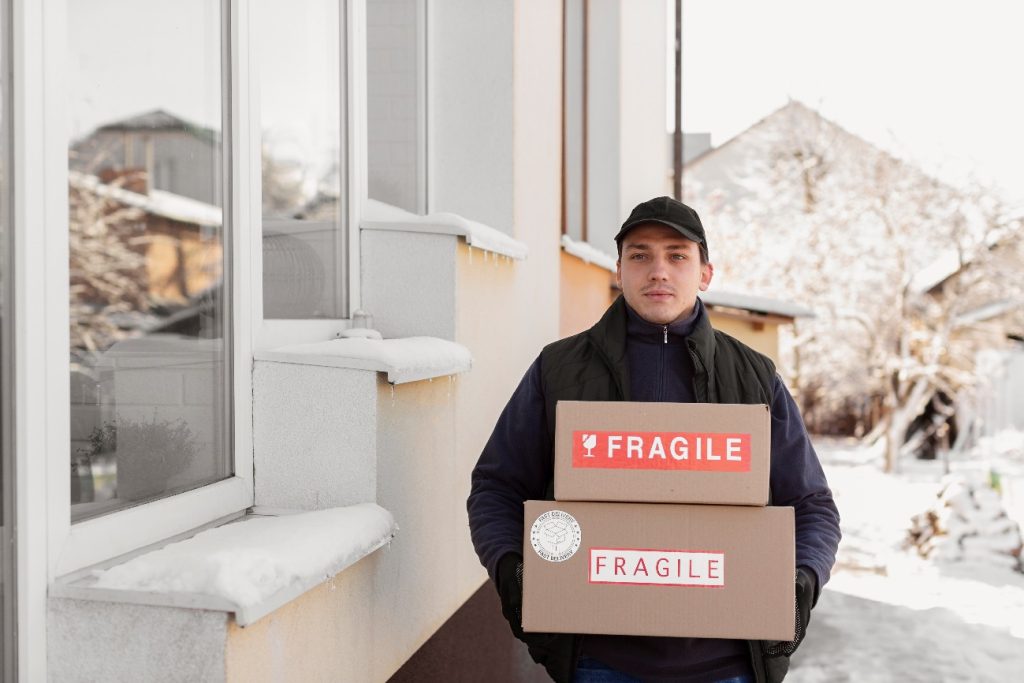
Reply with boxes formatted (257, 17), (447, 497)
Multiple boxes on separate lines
(648, 258), (669, 280)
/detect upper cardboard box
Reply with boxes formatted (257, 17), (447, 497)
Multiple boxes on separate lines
(554, 401), (771, 506)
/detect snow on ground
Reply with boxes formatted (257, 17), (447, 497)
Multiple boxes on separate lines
(787, 437), (1024, 683)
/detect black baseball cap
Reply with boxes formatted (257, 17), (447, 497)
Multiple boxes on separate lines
(614, 196), (707, 256)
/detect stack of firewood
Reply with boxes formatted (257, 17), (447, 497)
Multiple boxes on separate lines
(907, 475), (1023, 572)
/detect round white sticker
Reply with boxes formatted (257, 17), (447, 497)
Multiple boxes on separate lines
(530, 510), (582, 562)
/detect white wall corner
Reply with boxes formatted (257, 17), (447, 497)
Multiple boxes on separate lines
(360, 230), (458, 340)
(252, 362), (377, 510)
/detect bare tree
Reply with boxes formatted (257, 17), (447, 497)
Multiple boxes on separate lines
(685, 102), (1024, 471)
(69, 174), (151, 354)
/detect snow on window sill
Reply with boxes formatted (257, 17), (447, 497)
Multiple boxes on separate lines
(253, 336), (473, 385)
(361, 198), (528, 260)
(561, 234), (617, 273)
(51, 504), (398, 627)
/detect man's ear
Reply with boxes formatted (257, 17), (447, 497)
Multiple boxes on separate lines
(615, 260), (622, 290)
(699, 262), (714, 291)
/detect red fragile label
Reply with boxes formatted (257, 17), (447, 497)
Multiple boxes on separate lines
(572, 430), (751, 472)
(589, 548), (726, 587)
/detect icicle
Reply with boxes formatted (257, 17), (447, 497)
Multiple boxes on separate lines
(483, 249), (489, 263)
(447, 374), (453, 397)
(468, 244), (473, 264)
(390, 383), (396, 407)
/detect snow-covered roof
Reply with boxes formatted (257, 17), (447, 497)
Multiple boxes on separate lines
(700, 290), (814, 319)
(910, 226), (1016, 294)
(909, 250), (963, 294)
(59, 504), (396, 627)
(69, 170), (222, 228)
(255, 336), (473, 385)
(94, 108), (221, 145)
(361, 198), (528, 260)
(560, 234), (617, 273)
(683, 100), (867, 172)
(953, 299), (1018, 327)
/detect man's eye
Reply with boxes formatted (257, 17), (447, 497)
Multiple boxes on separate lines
(630, 254), (647, 260)
(671, 253), (687, 260)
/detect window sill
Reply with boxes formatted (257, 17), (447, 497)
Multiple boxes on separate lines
(362, 198), (528, 260)
(51, 503), (397, 627)
(254, 336), (472, 384)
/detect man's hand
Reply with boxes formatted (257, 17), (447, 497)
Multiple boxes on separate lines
(764, 566), (817, 658)
(496, 552), (526, 639)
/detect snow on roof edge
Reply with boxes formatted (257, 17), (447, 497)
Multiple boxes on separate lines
(361, 198), (528, 260)
(700, 289), (815, 319)
(560, 234), (617, 273)
(69, 170), (223, 227)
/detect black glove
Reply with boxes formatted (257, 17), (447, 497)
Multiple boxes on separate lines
(496, 552), (526, 639)
(763, 566), (817, 658)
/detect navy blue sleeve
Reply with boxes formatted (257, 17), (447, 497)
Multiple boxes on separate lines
(467, 357), (553, 582)
(768, 375), (842, 591)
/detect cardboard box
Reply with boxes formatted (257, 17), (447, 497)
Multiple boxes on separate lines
(522, 500), (795, 640)
(554, 401), (771, 506)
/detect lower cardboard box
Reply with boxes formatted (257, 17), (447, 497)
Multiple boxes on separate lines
(522, 500), (795, 641)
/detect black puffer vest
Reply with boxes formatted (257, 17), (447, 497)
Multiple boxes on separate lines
(525, 296), (788, 683)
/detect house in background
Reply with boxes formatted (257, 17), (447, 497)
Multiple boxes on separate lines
(911, 234), (1024, 442)
(70, 109), (223, 207)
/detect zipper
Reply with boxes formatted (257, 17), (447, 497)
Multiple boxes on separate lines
(659, 326), (668, 400)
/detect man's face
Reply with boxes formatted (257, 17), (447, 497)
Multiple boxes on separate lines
(615, 223), (714, 325)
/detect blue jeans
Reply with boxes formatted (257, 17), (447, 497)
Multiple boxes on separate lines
(573, 656), (754, 683)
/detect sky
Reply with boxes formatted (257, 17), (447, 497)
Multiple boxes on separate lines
(67, 1), (1022, 209)
(68, 0), (342, 197)
(673, 0), (1024, 206)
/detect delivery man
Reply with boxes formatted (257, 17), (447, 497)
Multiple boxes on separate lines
(467, 196), (841, 683)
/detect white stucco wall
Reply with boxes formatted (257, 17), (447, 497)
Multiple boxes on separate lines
(371, 375), (461, 679)
(360, 229), (457, 340)
(225, 552), (379, 682)
(252, 362), (377, 510)
(427, 0), (514, 232)
(584, 0), (669, 249)
(618, 0), (669, 213)
(450, 0), (564, 597)
(49, 599), (228, 682)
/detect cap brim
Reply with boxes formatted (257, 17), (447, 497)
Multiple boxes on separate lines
(614, 219), (703, 245)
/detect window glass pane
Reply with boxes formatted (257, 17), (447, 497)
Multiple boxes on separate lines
(258, 0), (347, 319)
(367, 0), (425, 214)
(67, 0), (231, 521)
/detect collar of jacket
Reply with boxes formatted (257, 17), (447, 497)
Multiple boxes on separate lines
(584, 295), (718, 400)
(625, 296), (702, 343)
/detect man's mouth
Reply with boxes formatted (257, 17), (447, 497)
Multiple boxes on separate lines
(644, 290), (674, 300)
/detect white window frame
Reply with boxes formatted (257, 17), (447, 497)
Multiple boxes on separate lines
(14, 1), (368, 675)
(38, 0), (254, 578)
(253, 0), (368, 351)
